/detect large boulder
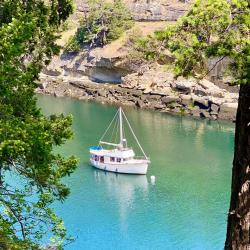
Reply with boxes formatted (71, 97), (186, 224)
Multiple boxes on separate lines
(180, 94), (192, 106)
(146, 94), (162, 102)
(193, 85), (207, 96)
(149, 87), (172, 96)
(210, 103), (220, 113)
(208, 96), (225, 106)
(191, 94), (209, 109)
(96, 89), (107, 97)
(199, 79), (226, 98)
(218, 102), (238, 120)
(200, 110), (210, 119)
(162, 95), (180, 104)
(136, 99), (145, 108)
(190, 106), (201, 118)
(224, 92), (239, 103)
(199, 79), (216, 90)
(175, 77), (196, 93)
(207, 88), (225, 98)
(129, 89), (143, 97)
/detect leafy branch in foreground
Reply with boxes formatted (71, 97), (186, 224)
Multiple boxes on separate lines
(0, 0), (78, 249)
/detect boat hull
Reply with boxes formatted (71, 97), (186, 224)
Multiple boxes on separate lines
(90, 159), (148, 175)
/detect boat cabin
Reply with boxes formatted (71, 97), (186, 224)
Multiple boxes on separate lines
(90, 147), (135, 164)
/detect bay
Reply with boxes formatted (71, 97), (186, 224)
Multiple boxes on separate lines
(37, 95), (234, 250)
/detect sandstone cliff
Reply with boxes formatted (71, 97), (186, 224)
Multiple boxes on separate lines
(75, 0), (192, 21)
(39, 0), (238, 121)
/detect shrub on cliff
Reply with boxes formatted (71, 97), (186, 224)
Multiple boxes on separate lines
(126, 29), (174, 67)
(66, 0), (133, 52)
(126, 29), (163, 64)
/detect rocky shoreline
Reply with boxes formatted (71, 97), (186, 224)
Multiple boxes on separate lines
(39, 0), (239, 122)
(37, 70), (238, 121)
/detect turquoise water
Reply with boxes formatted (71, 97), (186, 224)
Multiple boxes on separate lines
(38, 95), (234, 250)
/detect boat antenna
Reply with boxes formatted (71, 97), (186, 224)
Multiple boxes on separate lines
(121, 109), (148, 160)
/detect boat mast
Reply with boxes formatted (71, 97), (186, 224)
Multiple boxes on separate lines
(119, 107), (123, 147)
(121, 109), (149, 160)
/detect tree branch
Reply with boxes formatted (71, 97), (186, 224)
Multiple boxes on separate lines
(203, 55), (226, 78)
(0, 199), (26, 240)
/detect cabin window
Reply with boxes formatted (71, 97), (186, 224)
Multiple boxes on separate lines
(94, 155), (99, 161)
(100, 156), (104, 163)
(117, 158), (121, 163)
(110, 157), (115, 162)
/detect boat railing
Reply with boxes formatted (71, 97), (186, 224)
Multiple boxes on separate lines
(134, 156), (150, 160)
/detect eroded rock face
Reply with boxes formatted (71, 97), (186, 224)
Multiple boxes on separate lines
(43, 0), (194, 86)
(74, 0), (192, 21)
(39, 1), (238, 121)
(128, 1), (189, 21)
(38, 64), (238, 121)
(43, 50), (130, 84)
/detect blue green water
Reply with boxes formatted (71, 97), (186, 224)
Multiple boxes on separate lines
(38, 95), (234, 250)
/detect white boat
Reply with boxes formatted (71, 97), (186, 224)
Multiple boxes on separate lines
(89, 107), (150, 174)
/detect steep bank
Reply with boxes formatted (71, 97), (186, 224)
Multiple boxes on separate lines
(75, 0), (193, 22)
(39, 0), (238, 121)
(37, 65), (238, 121)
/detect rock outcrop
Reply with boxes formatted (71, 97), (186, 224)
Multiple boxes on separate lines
(37, 66), (238, 121)
(39, 0), (238, 122)
(74, 0), (192, 22)
(127, 0), (191, 21)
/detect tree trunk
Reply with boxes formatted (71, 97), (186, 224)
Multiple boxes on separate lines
(225, 84), (250, 250)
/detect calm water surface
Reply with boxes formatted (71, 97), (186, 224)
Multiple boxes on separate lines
(38, 95), (235, 250)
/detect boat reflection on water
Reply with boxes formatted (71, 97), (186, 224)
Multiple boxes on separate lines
(94, 170), (149, 199)
(94, 170), (149, 230)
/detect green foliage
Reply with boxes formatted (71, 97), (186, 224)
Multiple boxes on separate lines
(67, 0), (133, 51)
(126, 29), (165, 63)
(49, 0), (74, 25)
(65, 35), (81, 53)
(129, 36), (158, 61)
(156, 0), (250, 83)
(0, 0), (78, 249)
(134, 0), (250, 83)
